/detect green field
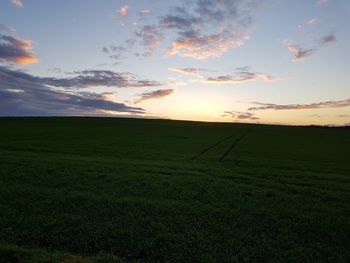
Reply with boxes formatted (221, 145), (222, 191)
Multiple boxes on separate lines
(0, 117), (349, 262)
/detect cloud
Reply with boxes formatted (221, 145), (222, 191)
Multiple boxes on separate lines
(307, 18), (318, 25)
(102, 39), (137, 62)
(0, 34), (37, 64)
(166, 32), (249, 60)
(118, 5), (129, 17)
(286, 33), (336, 62)
(0, 66), (145, 116)
(248, 99), (350, 111)
(140, 9), (151, 15)
(168, 67), (205, 77)
(317, 0), (329, 5)
(102, 45), (127, 60)
(134, 0), (258, 59)
(39, 70), (164, 89)
(168, 66), (281, 84)
(219, 111), (259, 121)
(10, 0), (23, 8)
(135, 25), (164, 53)
(319, 33), (336, 45)
(204, 67), (282, 84)
(287, 44), (315, 62)
(134, 89), (174, 104)
(0, 24), (15, 33)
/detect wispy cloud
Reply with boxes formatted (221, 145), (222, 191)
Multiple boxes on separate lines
(40, 70), (165, 89)
(248, 99), (350, 111)
(10, 0), (23, 8)
(307, 18), (318, 25)
(134, 89), (174, 104)
(287, 44), (315, 62)
(317, 0), (329, 5)
(168, 67), (205, 77)
(285, 33), (336, 62)
(102, 45), (127, 61)
(219, 111), (259, 121)
(0, 34), (37, 64)
(203, 67), (282, 84)
(134, 0), (258, 59)
(0, 66), (145, 116)
(135, 25), (164, 55)
(0, 24), (15, 33)
(319, 33), (336, 45)
(118, 5), (129, 17)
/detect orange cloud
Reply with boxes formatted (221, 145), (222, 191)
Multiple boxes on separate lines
(15, 54), (37, 64)
(0, 35), (37, 64)
(166, 34), (248, 60)
(118, 5), (129, 17)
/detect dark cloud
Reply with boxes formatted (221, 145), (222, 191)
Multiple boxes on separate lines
(102, 45), (127, 61)
(0, 66), (150, 116)
(0, 34), (37, 64)
(134, 0), (258, 59)
(134, 89), (174, 104)
(0, 67), (163, 89)
(220, 111), (260, 121)
(248, 99), (350, 111)
(39, 70), (164, 89)
(102, 38), (137, 61)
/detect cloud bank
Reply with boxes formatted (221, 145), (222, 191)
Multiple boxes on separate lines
(248, 99), (350, 111)
(0, 67), (159, 116)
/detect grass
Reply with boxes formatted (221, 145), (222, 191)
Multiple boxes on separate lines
(0, 117), (349, 262)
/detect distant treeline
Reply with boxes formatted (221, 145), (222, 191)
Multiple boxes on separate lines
(306, 124), (350, 129)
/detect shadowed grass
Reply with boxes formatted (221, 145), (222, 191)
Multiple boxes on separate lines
(0, 117), (349, 262)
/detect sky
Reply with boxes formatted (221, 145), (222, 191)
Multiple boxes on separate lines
(0, 0), (349, 125)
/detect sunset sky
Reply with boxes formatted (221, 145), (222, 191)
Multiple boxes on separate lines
(1, 0), (349, 125)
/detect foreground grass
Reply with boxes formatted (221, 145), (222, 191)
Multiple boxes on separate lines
(0, 117), (349, 262)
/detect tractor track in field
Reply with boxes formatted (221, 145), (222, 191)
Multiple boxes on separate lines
(190, 134), (236, 160)
(219, 134), (247, 161)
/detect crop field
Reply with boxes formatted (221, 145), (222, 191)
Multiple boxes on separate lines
(0, 117), (349, 262)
